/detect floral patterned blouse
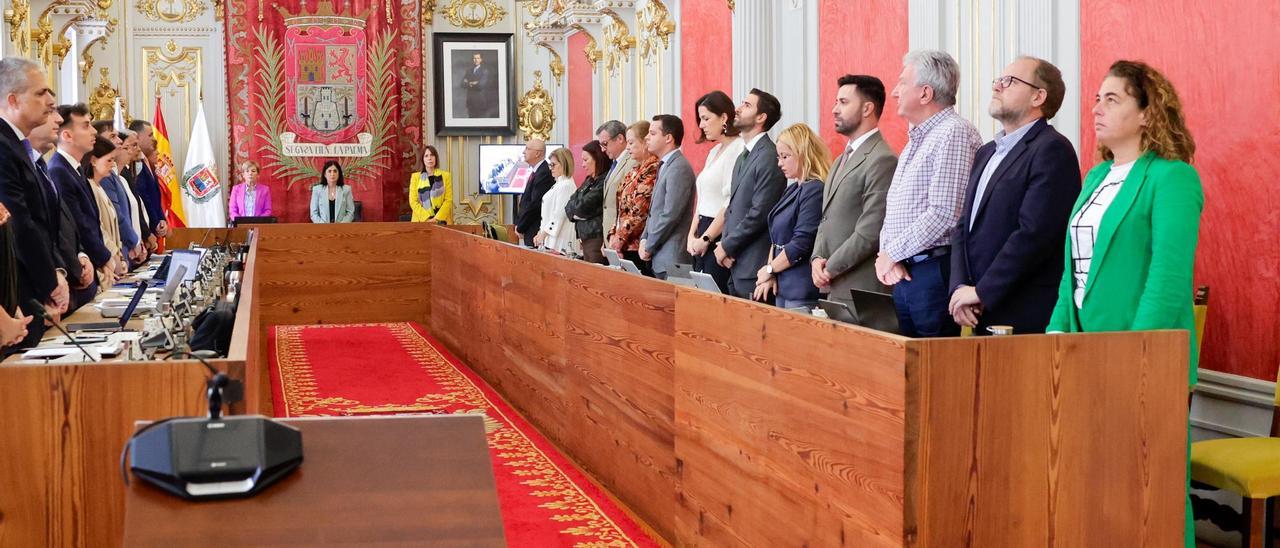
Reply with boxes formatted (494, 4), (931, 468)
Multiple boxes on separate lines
(608, 155), (658, 252)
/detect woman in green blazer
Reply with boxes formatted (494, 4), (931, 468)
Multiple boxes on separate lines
(310, 160), (356, 223)
(1046, 60), (1201, 547)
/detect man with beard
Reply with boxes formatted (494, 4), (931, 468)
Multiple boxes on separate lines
(947, 56), (1081, 334)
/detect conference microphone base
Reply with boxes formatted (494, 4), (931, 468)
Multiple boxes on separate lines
(129, 415), (303, 500)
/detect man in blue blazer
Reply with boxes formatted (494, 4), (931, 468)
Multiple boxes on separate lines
(948, 57), (1081, 334)
(50, 103), (112, 274)
(639, 114), (695, 279)
(129, 119), (167, 238)
(715, 89), (787, 299)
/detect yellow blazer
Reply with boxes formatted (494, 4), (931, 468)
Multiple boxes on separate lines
(409, 169), (453, 224)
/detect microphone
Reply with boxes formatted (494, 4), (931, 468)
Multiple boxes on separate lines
(27, 299), (97, 362)
(193, 227), (214, 249)
(166, 349), (243, 419)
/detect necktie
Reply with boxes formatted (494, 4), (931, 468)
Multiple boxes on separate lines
(734, 147), (749, 173)
(656, 160), (665, 177)
(24, 140), (58, 199)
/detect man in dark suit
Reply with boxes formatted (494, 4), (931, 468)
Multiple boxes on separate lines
(50, 103), (113, 278)
(811, 75), (899, 331)
(0, 57), (65, 346)
(29, 107), (96, 312)
(461, 53), (496, 118)
(715, 88), (787, 300)
(948, 57), (1081, 334)
(639, 114), (695, 279)
(514, 140), (553, 247)
(128, 119), (169, 240)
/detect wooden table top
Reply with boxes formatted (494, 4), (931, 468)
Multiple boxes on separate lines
(122, 414), (507, 547)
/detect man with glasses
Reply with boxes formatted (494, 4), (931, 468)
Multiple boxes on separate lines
(514, 139), (553, 247)
(947, 56), (1081, 334)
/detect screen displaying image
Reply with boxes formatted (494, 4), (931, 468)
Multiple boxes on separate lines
(477, 143), (562, 195)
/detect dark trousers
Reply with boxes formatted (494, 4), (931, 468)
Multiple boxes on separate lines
(692, 215), (731, 293)
(621, 250), (655, 277)
(580, 238), (606, 265)
(891, 254), (959, 338)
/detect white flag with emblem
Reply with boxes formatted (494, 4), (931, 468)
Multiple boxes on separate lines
(180, 102), (226, 227)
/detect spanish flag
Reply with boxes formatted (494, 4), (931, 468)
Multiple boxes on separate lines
(152, 97), (186, 228)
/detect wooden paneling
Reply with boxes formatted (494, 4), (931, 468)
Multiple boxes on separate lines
(0, 360), (241, 548)
(905, 332), (1189, 546)
(429, 229), (679, 539)
(164, 227), (250, 249)
(674, 290), (910, 547)
(252, 223), (432, 328)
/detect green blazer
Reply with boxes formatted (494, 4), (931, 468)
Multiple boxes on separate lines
(1046, 152), (1203, 385)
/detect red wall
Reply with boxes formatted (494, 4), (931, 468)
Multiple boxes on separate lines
(568, 32), (593, 184)
(819, 0), (909, 156)
(678, 0), (733, 172)
(1081, 0), (1280, 380)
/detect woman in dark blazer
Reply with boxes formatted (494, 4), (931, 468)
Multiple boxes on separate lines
(754, 123), (829, 310)
(565, 140), (610, 264)
(1045, 60), (1202, 547)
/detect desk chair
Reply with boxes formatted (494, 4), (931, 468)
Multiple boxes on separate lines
(352, 201), (363, 222)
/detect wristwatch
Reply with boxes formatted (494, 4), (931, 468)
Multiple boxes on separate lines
(701, 234), (711, 242)
(765, 264), (774, 275)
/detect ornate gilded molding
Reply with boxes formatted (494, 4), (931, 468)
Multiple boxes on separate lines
(87, 67), (118, 121)
(4, 0), (31, 57)
(517, 71), (554, 141)
(727, 0), (735, 11)
(136, 0), (206, 23)
(421, 0), (437, 25)
(570, 24), (602, 73)
(80, 48), (94, 83)
(538, 44), (564, 85)
(31, 11), (54, 68)
(637, 0), (674, 64)
(599, 12), (634, 75)
(441, 0), (506, 28)
(143, 39), (202, 130)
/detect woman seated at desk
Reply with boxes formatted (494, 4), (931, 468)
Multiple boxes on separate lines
(228, 160), (272, 223)
(408, 145), (453, 225)
(310, 160), (355, 223)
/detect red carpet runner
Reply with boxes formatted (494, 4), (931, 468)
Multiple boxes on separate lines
(270, 322), (658, 547)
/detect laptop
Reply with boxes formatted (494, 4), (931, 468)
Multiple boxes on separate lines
(166, 249), (202, 287)
(619, 259), (643, 275)
(157, 265), (187, 308)
(817, 299), (858, 324)
(849, 289), (901, 334)
(689, 271), (722, 293)
(67, 280), (149, 332)
(667, 263), (694, 279)
(602, 248), (622, 267)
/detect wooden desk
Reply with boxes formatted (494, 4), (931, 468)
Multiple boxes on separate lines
(122, 415), (506, 547)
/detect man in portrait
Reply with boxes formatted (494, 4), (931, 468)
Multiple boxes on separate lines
(460, 52), (497, 118)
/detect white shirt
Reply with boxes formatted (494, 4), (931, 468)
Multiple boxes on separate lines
(1069, 160), (1136, 308)
(742, 131), (766, 152)
(539, 175), (578, 254)
(695, 138), (744, 217)
(845, 128), (880, 158)
(56, 148), (82, 170)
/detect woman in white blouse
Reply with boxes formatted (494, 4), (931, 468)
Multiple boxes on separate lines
(684, 90), (743, 292)
(534, 147), (578, 255)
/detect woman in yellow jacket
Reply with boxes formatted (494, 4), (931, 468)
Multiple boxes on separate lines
(409, 145), (453, 224)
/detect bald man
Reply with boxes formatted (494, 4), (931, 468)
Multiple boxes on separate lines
(514, 139), (554, 247)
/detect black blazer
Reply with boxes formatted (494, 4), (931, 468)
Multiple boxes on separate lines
(48, 151), (112, 268)
(767, 179), (824, 302)
(721, 134), (787, 283)
(949, 118), (1081, 334)
(0, 121), (59, 308)
(514, 161), (554, 246)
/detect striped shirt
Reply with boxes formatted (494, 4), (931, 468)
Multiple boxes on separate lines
(879, 107), (982, 261)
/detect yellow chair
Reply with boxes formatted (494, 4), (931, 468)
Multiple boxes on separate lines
(1188, 288), (1280, 547)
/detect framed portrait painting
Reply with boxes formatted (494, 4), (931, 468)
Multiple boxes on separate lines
(433, 33), (516, 136)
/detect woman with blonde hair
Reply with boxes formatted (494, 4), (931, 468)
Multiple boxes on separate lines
(228, 160), (273, 223)
(608, 120), (659, 276)
(534, 147), (578, 255)
(408, 145), (453, 224)
(753, 123), (830, 308)
(1044, 60), (1201, 547)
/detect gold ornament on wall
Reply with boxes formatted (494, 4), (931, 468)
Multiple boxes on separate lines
(638, 0), (675, 64)
(726, 0), (735, 11)
(137, 0), (207, 23)
(601, 13), (635, 76)
(80, 49), (95, 84)
(87, 68), (119, 122)
(441, 0), (506, 29)
(3, 0), (31, 57)
(538, 44), (564, 86)
(519, 0), (548, 18)
(571, 24), (602, 73)
(421, 0), (437, 25)
(517, 70), (555, 142)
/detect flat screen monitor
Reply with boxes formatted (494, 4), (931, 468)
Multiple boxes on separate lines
(165, 249), (201, 287)
(477, 143), (563, 195)
(232, 216), (277, 227)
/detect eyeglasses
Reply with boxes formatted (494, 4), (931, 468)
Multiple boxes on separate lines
(992, 75), (1042, 90)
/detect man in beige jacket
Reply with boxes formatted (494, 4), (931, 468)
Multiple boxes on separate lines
(596, 120), (635, 257)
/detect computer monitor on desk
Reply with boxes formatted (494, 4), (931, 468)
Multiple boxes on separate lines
(166, 250), (201, 287)
(232, 216), (276, 227)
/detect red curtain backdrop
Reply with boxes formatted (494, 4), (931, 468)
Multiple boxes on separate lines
(225, 0), (423, 222)
(1081, 0), (1280, 380)
(819, 0), (908, 157)
(678, 1), (733, 173)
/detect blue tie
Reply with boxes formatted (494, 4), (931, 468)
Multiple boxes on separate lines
(23, 139), (58, 199)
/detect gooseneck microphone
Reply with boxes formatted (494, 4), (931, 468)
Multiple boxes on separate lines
(26, 299), (98, 362)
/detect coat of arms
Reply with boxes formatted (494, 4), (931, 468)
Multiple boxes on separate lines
(278, 0), (372, 156)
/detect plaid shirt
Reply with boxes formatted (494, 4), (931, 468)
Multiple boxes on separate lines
(879, 107), (982, 261)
